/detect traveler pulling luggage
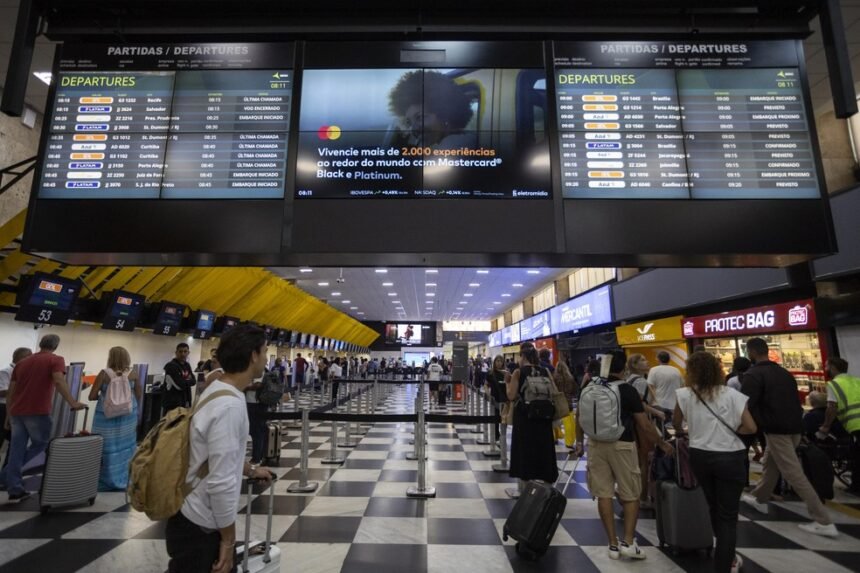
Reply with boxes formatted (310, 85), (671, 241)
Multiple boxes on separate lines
(503, 453), (579, 560)
(263, 422), (281, 466)
(236, 473), (281, 572)
(654, 436), (714, 555)
(40, 406), (103, 513)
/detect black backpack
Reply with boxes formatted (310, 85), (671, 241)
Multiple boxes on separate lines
(256, 371), (285, 407)
(796, 441), (834, 502)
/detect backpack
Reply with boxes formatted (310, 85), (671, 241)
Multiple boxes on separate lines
(578, 378), (624, 441)
(103, 368), (133, 419)
(520, 367), (555, 420)
(256, 371), (285, 406)
(127, 389), (238, 520)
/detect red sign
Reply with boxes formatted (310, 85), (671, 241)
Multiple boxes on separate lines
(682, 299), (817, 339)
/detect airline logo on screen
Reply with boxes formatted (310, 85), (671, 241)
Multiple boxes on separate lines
(38, 280), (64, 293)
(117, 296), (133, 306)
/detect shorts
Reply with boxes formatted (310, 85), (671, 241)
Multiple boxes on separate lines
(586, 439), (642, 501)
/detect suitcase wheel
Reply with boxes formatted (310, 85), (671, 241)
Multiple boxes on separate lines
(89, 498), (96, 506)
(515, 543), (539, 561)
(40, 506), (50, 515)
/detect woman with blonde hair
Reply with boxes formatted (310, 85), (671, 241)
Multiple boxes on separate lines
(89, 346), (141, 490)
(673, 352), (757, 573)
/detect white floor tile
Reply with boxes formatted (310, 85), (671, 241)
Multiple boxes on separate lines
(354, 516), (427, 544)
(427, 544), (514, 573)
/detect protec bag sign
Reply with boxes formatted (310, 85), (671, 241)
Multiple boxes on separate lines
(681, 299), (817, 338)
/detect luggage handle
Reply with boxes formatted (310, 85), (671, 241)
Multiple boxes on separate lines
(555, 451), (582, 495)
(65, 405), (90, 437)
(242, 473), (277, 571)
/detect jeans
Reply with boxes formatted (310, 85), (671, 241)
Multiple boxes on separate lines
(166, 511), (236, 573)
(0, 415), (52, 495)
(247, 403), (269, 464)
(689, 448), (746, 573)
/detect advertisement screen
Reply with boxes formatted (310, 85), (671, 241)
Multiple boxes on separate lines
(297, 68), (549, 199)
(488, 331), (503, 347)
(554, 40), (820, 200)
(196, 311), (216, 332)
(102, 290), (145, 331)
(520, 310), (551, 341)
(550, 285), (613, 334)
(384, 323), (425, 345)
(38, 44), (293, 200)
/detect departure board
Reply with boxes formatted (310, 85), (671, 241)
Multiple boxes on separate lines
(38, 43), (293, 199)
(553, 41), (821, 200)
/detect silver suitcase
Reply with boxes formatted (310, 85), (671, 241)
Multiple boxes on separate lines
(236, 474), (281, 573)
(40, 407), (103, 513)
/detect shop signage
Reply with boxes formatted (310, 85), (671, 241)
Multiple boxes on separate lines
(550, 285), (613, 335)
(616, 315), (685, 346)
(681, 299), (817, 338)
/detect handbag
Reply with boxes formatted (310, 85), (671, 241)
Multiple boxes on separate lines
(500, 401), (515, 425)
(551, 379), (570, 421)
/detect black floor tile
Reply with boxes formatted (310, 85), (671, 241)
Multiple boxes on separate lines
(560, 518), (651, 547)
(249, 494), (310, 515)
(379, 470), (418, 482)
(280, 516), (362, 543)
(354, 444), (393, 451)
(432, 482), (483, 499)
(426, 445), (464, 452)
(427, 517), (499, 545)
(0, 539), (126, 573)
(504, 545), (600, 573)
(0, 512), (101, 538)
(316, 481), (378, 497)
(485, 498), (518, 518)
(364, 497), (427, 518)
(341, 459), (387, 470)
(0, 495), (41, 512)
(133, 520), (168, 539)
(342, 543), (427, 573)
(817, 550), (860, 571)
(282, 468), (337, 481)
(473, 471), (518, 484)
(733, 521), (803, 549)
(427, 460), (472, 471)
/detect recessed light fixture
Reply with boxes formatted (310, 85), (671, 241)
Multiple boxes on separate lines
(388, 292), (397, 296)
(318, 282), (329, 286)
(512, 283), (524, 287)
(425, 282), (437, 287)
(350, 306), (358, 310)
(425, 269), (438, 274)
(456, 307), (463, 310)
(459, 301), (467, 305)
(382, 282), (394, 287)
(464, 293), (473, 297)
(33, 71), (52, 85)
(392, 300), (401, 304)
(299, 268), (313, 273)
(331, 291), (341, 296)
(468, 283), (480, 287)
(375, 269), (388, 274)
(501, 293), (511, 297)
(527, 270), (540, 274)
(426, 293), (435, 297)
(493, 301), (501, 305)
(357, 312), (365, 315)
(476, 269), (489, 274)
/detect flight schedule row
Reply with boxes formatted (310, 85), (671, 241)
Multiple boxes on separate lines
(40, 69), (291, 199)
(555, 67), (820, 199)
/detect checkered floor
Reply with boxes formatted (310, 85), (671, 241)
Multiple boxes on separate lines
(1, 382), (860, 573)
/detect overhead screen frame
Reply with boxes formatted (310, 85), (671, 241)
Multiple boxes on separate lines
(21, 37), (836, 267)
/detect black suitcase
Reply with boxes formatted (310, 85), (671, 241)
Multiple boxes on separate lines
(503, 480), (567, 560)
(438, 387), (447, 406)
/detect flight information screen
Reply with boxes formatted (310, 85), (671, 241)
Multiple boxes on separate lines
(38, 43), (293, 199)
(553, 41), (821, 200)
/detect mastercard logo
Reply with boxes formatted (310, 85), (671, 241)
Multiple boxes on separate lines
(317, 125), (342, 140)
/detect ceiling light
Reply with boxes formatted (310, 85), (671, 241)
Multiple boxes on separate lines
(382, 282), (394, 287)
(501, 293), (511, 297)
(477, 269), (490, 274)
(425, 282), (437, 287)
(425, 269), (438, 274)
(33, 71), (52, 85)
(388, 292), (397, 296)
(464, 293), (473, 297)
(493, 301), (501, 305)
(341, 300), (351, 304)
(357, 312), (365, 315)
(512, 283), (524, 287)
(331, 291), (341, 296)
(426, 293), (435, 297)
(527, 270), (540, 274)
(350, 306), (358, 310)
(459, 301), (467, 305)
(468, 283), (480, 287)
(299, 268), (313, 273)
(456, 307), (463, 310)
(318, 282), (329, 286)
(375, 269), (388, 274)
(392, 300), (401, 303)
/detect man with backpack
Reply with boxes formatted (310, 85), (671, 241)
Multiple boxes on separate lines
(741, 337), (838, 538)
(575, 349), (673, 561)
(163, 342), (196, 413)
(162, 324), (272, 573)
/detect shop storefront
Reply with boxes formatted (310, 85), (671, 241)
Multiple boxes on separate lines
(616, 316), (688, 374)
(682, 299), (826, 392)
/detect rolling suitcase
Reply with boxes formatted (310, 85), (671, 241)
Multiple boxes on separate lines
(654, 438), (713, 555)
(502, 471), (570, 560)
(236, 474), (281, 573)
(263, 422), (281, 466)
(39, 406), (103, 514)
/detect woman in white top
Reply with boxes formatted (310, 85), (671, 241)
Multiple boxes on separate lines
(674, 352), (757, 573)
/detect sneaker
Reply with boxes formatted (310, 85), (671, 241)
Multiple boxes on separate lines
(731, 554), (744, 573)
(7, 491), (31, 503)
(619, 540), (647, 560)
(741, 494), (769, 514)
(798, 522), (839, 538)
(608, 545), (620, 560)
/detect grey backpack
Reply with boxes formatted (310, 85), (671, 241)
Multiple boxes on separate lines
(578, 378), (624, 441)
(521, 368), (555, 420)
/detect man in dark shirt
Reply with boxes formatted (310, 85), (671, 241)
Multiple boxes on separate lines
(163, 343), (195, 413)
(575, 350), (672, 561)
(293, 353), (307, 389)
(741, 338), (837, 538)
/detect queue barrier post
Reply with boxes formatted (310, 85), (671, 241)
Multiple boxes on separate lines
(361, 382), (373, 429)
(287, 408), (319, 493)
(482, 396), (501, 458)
(321, 411), (345, 465)
(339, 382), (359, 447)
(470, 386), (482, 434)
(406, 397), (436, 498)
(355, 383), (369, 435)
(492, 421), (509, 471)
(476, 389), (492, 445)
(406, 392), (423, 460)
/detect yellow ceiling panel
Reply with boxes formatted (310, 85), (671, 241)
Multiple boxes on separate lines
(0, 250), (32, 284)
(123, 267), (164, 293)
(0, 210), (27, 249)
(98, 266), (143, 296)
